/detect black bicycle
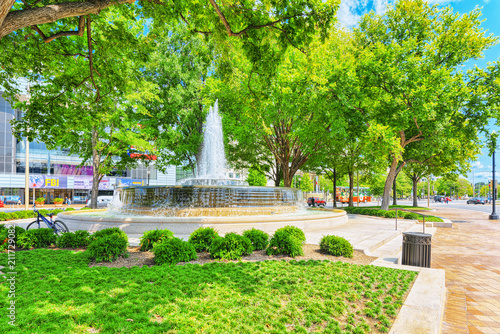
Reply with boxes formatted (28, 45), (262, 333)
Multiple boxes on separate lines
(26, 205), (69, 234)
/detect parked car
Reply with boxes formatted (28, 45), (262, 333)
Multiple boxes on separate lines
(307, 197), (326, 207)
(0, 199), (3, 208)
(467, 197), (486, 205)
(86, 196), (114, 208)
(434, 195), (444, 203)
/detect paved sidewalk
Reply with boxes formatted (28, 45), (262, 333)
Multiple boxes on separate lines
(430, 208), (500, 334)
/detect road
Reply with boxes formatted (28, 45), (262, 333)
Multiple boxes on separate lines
(324, 199), (498, 215)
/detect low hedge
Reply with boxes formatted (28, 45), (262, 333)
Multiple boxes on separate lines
(0, 209), (67, 221)
(343, 207), (443, 222)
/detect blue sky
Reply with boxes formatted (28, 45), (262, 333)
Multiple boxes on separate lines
(337, 0), (500, 185)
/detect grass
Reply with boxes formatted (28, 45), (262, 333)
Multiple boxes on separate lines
(0, 249), (417, 333)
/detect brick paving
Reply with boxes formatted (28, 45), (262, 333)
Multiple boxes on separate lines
(431, 208), (500, 334)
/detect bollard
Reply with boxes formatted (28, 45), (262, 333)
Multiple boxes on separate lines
(423, 216), (425, 234)
(395, 209), (398, 230)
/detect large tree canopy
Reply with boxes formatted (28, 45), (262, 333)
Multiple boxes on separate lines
(0, 0), (338, 51)
(352, 0), (498, 210)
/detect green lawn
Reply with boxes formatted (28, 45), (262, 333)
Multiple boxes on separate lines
(1, 249), (417, 333)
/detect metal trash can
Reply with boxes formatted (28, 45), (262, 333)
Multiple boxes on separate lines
(401, 232), (432, 268)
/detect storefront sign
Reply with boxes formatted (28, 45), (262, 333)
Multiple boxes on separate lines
(74, 176), (112, 190)
(117, 178), (145, 187)
(29, 176), (68, 189)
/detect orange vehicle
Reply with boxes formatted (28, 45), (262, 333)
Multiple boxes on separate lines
(336, 187), (372, 203)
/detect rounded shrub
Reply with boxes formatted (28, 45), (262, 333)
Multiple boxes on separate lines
(139, 229), (174, 251)
(153, 237), (198, 265)
(65, 207), (76, 212)
(18, 228), (57, 249)
(56, 230), (91, 248)
(320, 235), (354, 258)
(242, 228), (269, 250)
(384, 210), (396, 218)
(266, 229), (304, 257)
(376, 210), (386, 217)
(352, 208), (362, 214)
(86, 228), (128, 262)
(360, 208), (370, 215)
(403, 212), (420, 220)
(188, 227), (219, 252)
(278, 225), (306, 244)
(209, 233), (253, 260)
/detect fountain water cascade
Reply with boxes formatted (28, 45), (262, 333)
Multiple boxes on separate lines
(58, 100), (347, 237)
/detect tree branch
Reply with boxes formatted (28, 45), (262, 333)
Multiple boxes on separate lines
(31, 15), (85, 43)
(0, 0), (134, 39)
(86, 16), (100, 102)
(207, 0), (299, 37)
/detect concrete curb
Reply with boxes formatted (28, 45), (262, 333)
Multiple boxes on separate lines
(389, 267), (446, 334)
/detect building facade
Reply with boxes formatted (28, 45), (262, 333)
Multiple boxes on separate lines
(0, 91), (176, 205)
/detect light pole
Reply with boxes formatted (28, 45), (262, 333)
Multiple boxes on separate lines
(490, 150), (499, 220)
(147, 168), (151, 186)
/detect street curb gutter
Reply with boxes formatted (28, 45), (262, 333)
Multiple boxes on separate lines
(389, 267), (446, 334)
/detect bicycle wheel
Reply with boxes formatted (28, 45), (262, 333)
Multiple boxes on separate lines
(27, 220), (42, 230)
(53, 220), (69, 234)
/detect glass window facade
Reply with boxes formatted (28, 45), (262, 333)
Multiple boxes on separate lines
(0, 92), (16, 173)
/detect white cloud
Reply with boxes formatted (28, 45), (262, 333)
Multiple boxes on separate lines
(484, 0), (490, 3)
(337, 0), (389, 28)
(472, 161), (484, 169)
(374, 0), (389, 15)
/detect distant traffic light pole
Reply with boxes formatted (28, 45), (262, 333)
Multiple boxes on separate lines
(489, 151), (499, 220)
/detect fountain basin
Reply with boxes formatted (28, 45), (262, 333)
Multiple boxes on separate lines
(57, 209), (348, 239)
(112, 185), (304, 217)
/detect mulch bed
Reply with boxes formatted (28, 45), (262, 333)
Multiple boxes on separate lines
(88, 244), (377, 269)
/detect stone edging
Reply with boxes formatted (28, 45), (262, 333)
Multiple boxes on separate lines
(373, 261), (446, 334)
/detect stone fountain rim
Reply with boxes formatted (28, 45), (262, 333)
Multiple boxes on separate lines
(59, 209), (345, 224)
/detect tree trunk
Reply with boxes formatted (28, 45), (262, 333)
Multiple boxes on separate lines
(412, 175), (419, 207)
(381, 156), (399, 210)
(0, 0), (15, 31)
(393, 177), (397, 206)
(348, 171), (354, 207)
(91, 126), (100, 210)
(333, 168), (337, 208)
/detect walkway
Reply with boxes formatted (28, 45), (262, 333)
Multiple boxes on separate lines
(431, 208), (500, 334)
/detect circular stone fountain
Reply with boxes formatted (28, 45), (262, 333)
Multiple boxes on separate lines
(58, 100), (347, 237)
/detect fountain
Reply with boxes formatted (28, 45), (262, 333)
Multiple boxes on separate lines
(58, 100), (347, 237)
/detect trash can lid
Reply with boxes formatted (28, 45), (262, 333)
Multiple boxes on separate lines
(403, 232), (432, 237)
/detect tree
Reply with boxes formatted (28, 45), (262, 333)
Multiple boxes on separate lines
(0, 0), (338, 76)
(9, 9), (156, 208)
(140, 25), (214, 175)
(246, 167), (267, 187)
(353, 0), (498, 210)
(299, 173), (314, 193)
(215, 31), (345, 188)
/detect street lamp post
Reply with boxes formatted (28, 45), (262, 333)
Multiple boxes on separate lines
(490, 151), (499, 220)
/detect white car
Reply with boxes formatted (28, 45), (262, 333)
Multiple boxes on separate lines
(86, 196), (114, 208)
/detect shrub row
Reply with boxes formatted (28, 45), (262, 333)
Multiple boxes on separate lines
(0, 208), (75, 221)
(343, 207), (443, 222)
